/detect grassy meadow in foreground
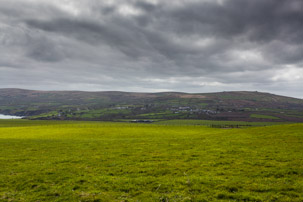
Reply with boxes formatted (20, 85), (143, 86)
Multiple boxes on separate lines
(0, 120), (302, 201)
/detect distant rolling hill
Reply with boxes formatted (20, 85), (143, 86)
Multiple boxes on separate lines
(0, 88), (303, 122)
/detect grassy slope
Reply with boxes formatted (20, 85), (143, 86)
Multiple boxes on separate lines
(0, 120), (302, 201)
(154, 119), (286, 126)
(250, 114), (280, 120)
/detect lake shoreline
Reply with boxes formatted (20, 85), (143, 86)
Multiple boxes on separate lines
(0, 114), (24, 119)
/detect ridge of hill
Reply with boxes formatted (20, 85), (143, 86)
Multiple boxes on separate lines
(0, 88), (302, 122)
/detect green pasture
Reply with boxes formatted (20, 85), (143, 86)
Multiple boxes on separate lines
(250, 114), (280, 120)
(154, 119), (285, 127)
(0, 120), (302, 201)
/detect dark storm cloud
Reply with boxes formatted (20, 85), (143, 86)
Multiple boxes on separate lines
(168, 0), (303, 43)
(25, 16), (199, 62)
(0, 0), (302, 97)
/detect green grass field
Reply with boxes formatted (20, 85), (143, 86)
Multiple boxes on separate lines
(250, 114), (280, 120)
(154, 119), (285, 127)
(0, 120), (302, 201)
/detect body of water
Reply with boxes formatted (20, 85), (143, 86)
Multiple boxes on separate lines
(0, 114), (23, 119)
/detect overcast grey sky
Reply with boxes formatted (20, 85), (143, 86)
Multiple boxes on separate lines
(0, 0), (302, 98)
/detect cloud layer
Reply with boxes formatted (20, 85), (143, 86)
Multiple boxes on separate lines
(0, 0), (302, 97)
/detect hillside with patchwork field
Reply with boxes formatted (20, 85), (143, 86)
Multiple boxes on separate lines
(1, 89), (303, 122)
